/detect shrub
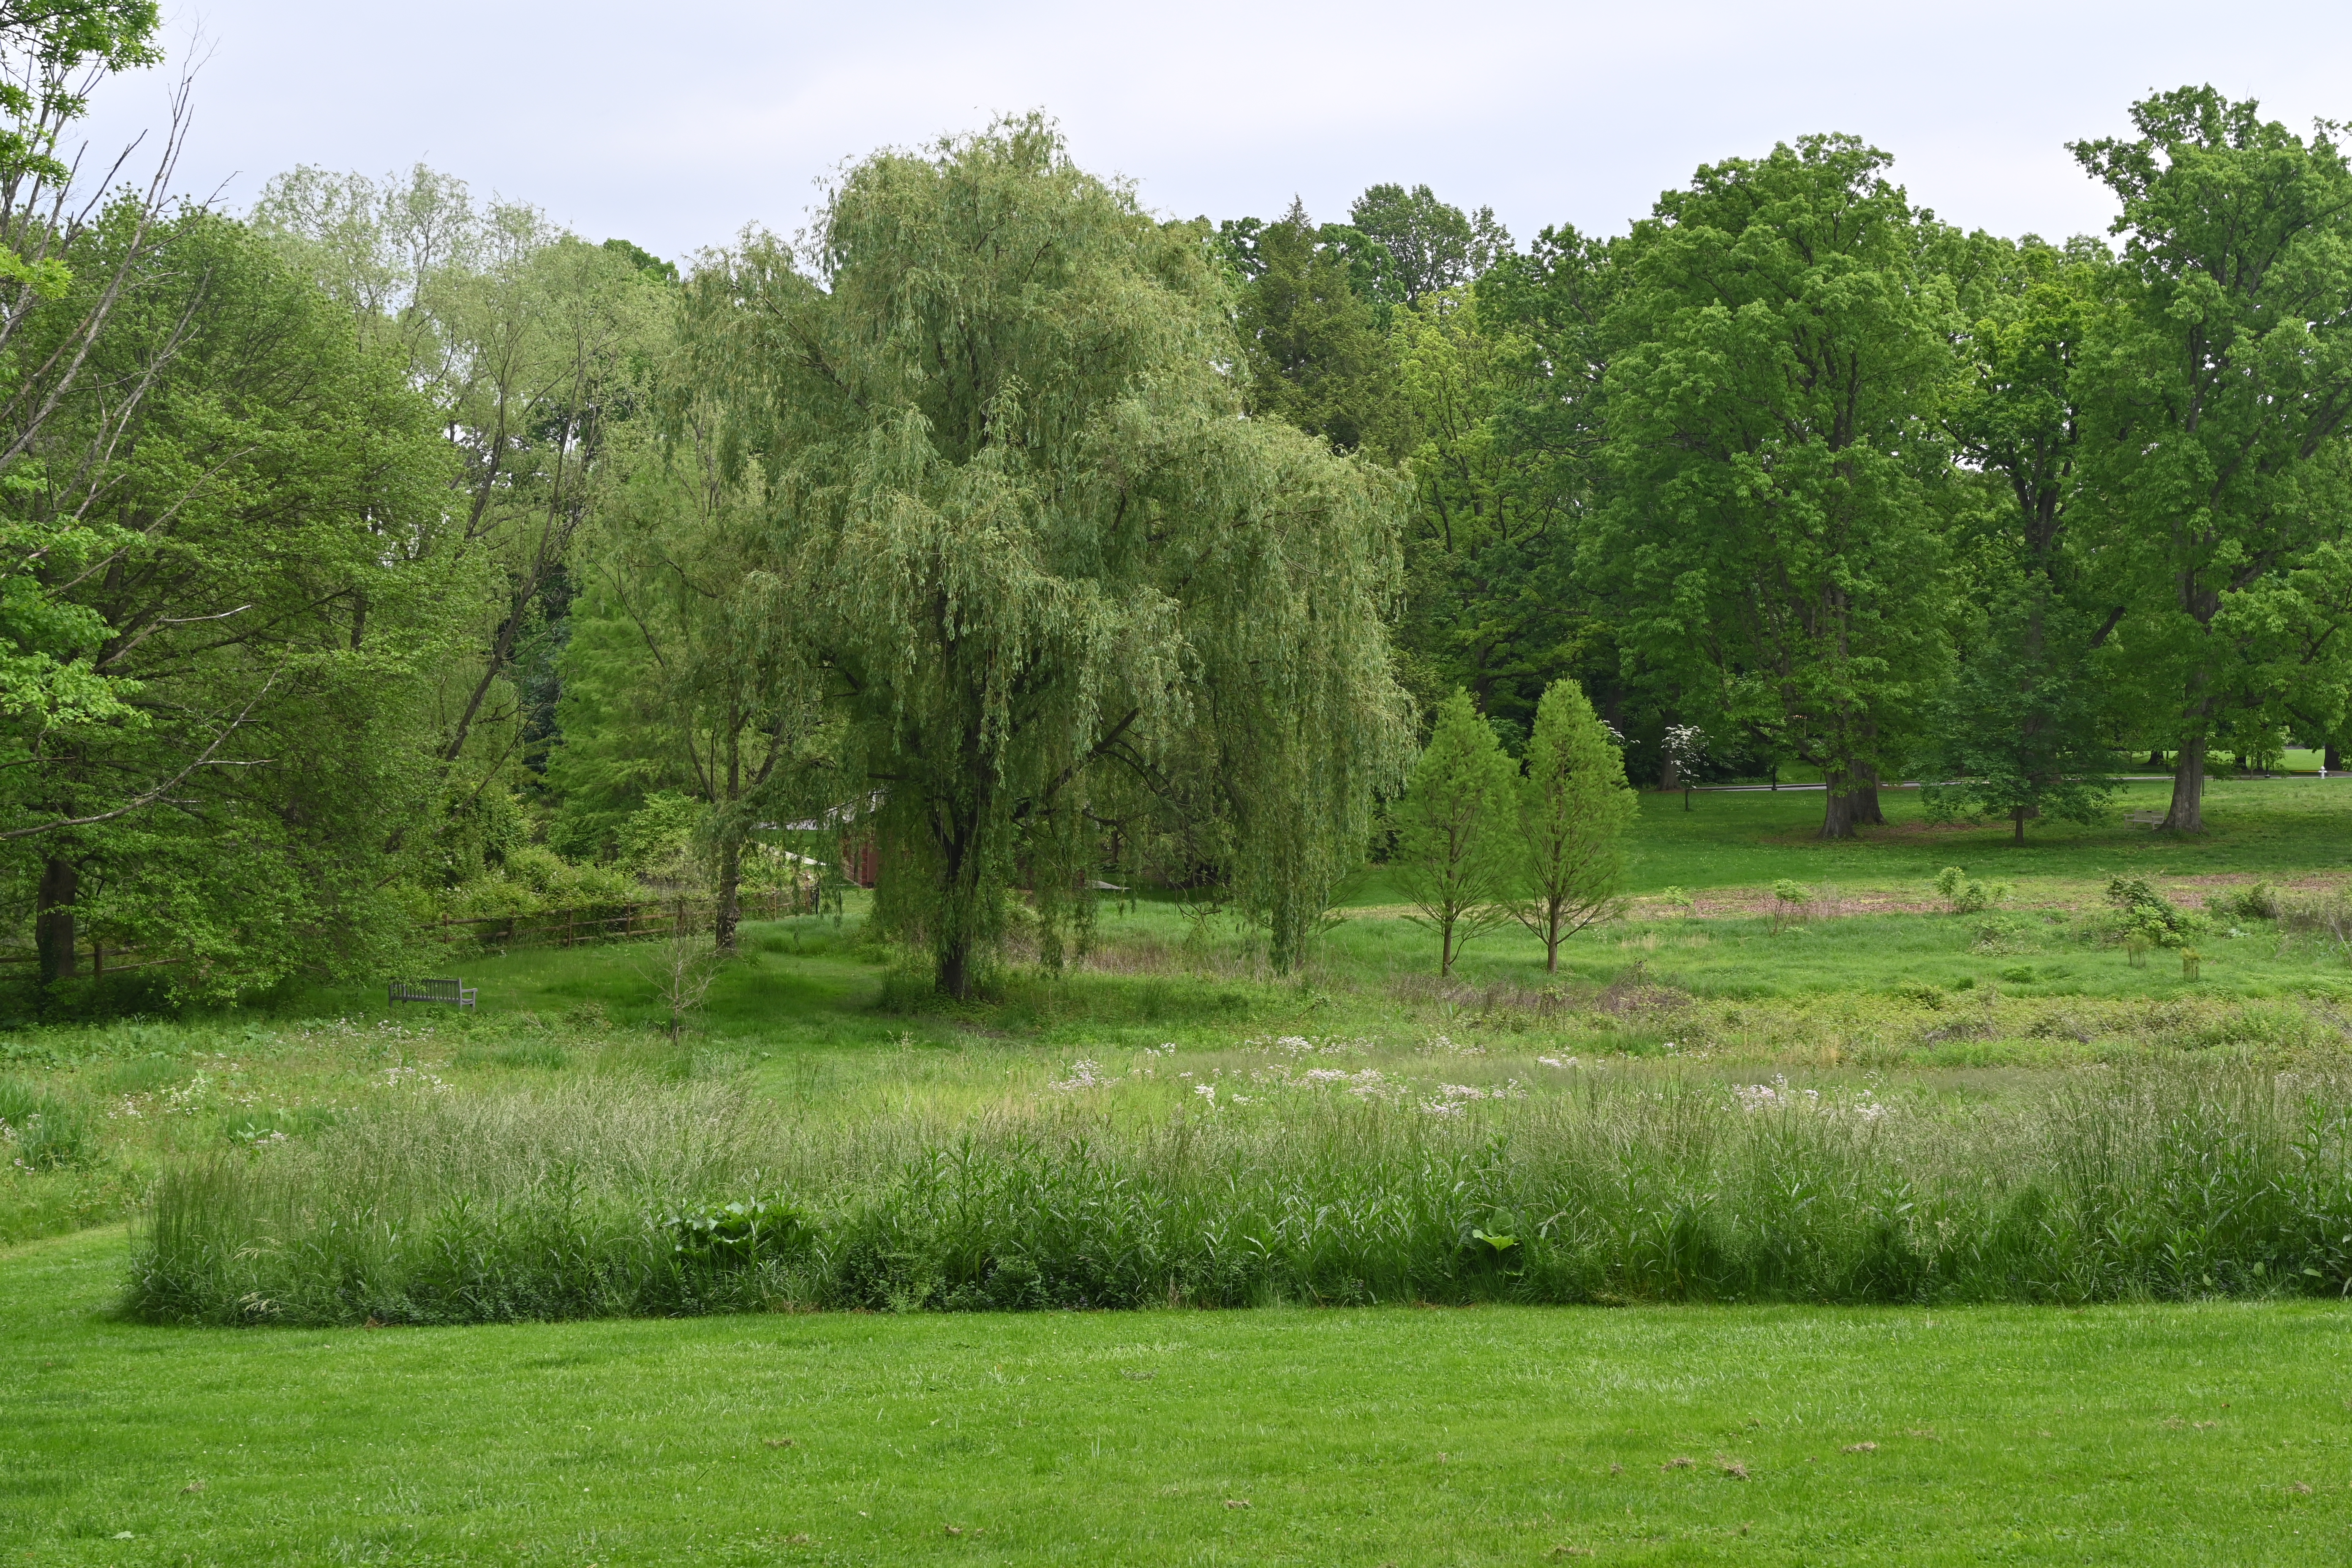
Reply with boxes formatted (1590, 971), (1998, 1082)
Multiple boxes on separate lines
(2105, 877), (2207, 948)
(1933, 866), (2011, 915)
(2206, 882), (2282, 923)
(2278, 887), (2352, 949)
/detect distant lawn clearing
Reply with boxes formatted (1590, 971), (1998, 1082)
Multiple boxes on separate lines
(6, 1230), (2349, 1566)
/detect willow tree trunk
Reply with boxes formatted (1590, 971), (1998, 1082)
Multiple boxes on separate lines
(35, 858), (78, 983)
(932, 789), (994, 1000)
(713, 835), (742, 955)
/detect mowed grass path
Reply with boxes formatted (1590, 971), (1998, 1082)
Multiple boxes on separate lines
(8, 1231), (2350, 1566)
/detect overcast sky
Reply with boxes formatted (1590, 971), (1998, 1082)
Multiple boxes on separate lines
(77, 1), (2352, 264)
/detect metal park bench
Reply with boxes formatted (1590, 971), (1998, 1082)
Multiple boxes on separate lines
(388, 977), (476, 1009)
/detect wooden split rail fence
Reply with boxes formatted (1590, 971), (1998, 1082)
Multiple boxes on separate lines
(0, 888), (822, 977)
(432, 885), (820, 953)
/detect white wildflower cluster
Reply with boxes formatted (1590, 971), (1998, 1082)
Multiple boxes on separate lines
(1421, 1033), (1487, 1057)
(1244, 1034), (1372, 1059)
(1418, 1080), (1525, 1116)
(286, 1016), (435, 1046)
(376, 1060), (451, 1093)
(1732, 1077), (1816, 1112)
(111, 1056), (268, 1121)
(1130, 1043), (1178, 1079)
(1731, 1075), (1889, 1121)
(1049, 1059), (1119, 1092)
(1254, 1063), (1405, 1103)
(1535, 1055), (1580, 1069)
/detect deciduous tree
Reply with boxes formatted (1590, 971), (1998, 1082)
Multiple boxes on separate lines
(684, 117), (1410, 995)
(1930, 235), (2121, 840)
(1394, 689), (1516, 976)
(2072, 88), (2352, 832)
(1600, 135), (1959, 838)
(1508, 678), (1634, 971)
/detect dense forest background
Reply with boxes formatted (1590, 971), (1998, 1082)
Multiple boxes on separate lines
(10, 3), (2352, 1009)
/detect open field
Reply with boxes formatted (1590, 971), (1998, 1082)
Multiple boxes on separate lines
(9, 783), (2352, 1561)
(7, 1228), (2352, 1566)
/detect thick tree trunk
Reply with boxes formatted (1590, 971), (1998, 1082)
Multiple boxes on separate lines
(1818, 784), (1858, 841)
(35, 857), (77, 983)
(932, 792), (992, 1000)
(1658, 754), (1678, 792)
(2145, 749), (2166, 769)
(2161, 746), (2206, 833)
(937, 935), (974, 999)
(1850, 768), (1885, 826)
(1440, 916), (1458, 977)
(2329, 743), (2343, 772)
(713, 835), (741, 955)
(2013, 804), (2029, 844)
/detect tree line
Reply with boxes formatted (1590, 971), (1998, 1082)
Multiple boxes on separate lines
(7, 6), (2350, 1002)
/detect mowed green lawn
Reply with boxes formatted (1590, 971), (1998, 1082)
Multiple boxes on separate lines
(6, 1229), (2349, 1566)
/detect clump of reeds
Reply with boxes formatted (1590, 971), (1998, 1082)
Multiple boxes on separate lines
(0, 1073), (102, 1169)
(126, 1062), (2352, 1324)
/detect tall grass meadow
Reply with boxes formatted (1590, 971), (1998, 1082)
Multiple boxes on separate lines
(127, 1060), (2352, 1324)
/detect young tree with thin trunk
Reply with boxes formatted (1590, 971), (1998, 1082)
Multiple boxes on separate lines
(1394, 689), (1516, 977)
(1509, 679), (1636, 971)
(556, 373), (828, 956)
(2072, 88), (2352, 833)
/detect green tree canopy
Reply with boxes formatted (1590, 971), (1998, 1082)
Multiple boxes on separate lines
(1348, 183), (1510, 308)
(1930, 234), (2121, 839)
(0, 210), (458, 996)
(683, 117), (1410, 994)
(2072, 87), (2352, 832)
(1599, 134), (1959, 838)
(1222, 199), (1389, 452)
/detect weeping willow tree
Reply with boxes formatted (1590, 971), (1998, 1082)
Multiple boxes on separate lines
(683, 117), (1409, 995)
